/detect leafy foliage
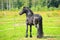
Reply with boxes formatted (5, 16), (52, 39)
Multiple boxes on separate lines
(0, 0), (60, 10)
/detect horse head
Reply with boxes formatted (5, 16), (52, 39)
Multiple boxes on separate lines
(19, 7), (29, 15)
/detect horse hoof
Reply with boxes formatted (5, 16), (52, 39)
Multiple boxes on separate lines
(30, 35), (32, 38)
(37, 35), (43, 38)
(25, 35), (28, 38)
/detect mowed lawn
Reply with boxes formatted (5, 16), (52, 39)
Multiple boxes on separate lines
(0, 11), (60, 40)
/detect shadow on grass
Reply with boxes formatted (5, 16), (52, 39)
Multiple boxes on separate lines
(43, 35), (60, 39)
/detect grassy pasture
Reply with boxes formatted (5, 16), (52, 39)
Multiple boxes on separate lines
(0, 10), (60, 40)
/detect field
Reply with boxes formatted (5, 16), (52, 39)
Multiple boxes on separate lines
(0, 10), (60, 40)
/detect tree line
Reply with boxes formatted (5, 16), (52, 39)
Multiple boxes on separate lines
(0, 0), (60, 10)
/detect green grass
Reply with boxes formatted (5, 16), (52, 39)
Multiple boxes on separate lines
(0, 11), (60, 40)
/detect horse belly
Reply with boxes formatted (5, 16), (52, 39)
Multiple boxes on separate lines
(28, 19), (33, 24)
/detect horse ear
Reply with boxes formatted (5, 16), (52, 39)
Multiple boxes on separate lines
(23, 6), (29, 8)
(23, 6), (26, 8)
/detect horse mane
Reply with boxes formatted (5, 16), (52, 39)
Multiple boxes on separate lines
(28, 8), (34, 15)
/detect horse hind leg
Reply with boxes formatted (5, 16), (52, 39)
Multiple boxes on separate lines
(37, 24), (43, 38)
(34, 24), (37, 28)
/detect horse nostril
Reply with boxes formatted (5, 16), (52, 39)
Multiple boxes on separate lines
(20, 14), (21, 15)
(19, 13), (21, 15)
(19, 13), (22, 15)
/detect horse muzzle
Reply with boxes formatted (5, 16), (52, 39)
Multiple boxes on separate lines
(19, 13), (22, 15)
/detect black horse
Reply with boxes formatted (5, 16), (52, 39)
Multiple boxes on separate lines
(19, 7), (43, 38)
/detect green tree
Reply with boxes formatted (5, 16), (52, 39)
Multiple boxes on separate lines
(29, 0), (32, 8)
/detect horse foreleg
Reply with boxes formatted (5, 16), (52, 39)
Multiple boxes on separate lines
(30, 25), (32, 37)
(26, 24), (28, 38)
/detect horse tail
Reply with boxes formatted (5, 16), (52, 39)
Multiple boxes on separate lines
(38, 17), (43, 38)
